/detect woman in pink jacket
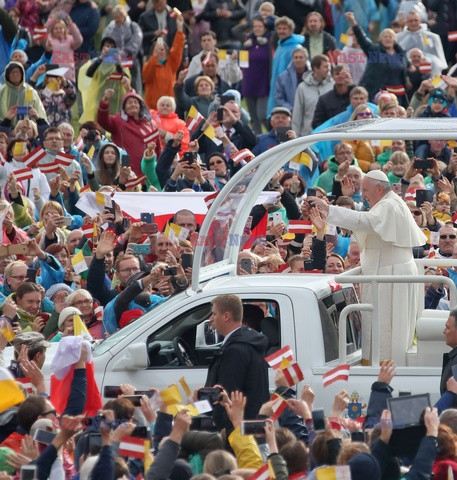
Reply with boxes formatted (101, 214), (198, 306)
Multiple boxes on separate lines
(48, 13), (83, 83)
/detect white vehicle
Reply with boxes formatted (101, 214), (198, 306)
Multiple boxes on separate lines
(8, 118), (457, 414)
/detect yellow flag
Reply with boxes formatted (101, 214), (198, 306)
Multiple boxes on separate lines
(13, 142), (25, 155)
(448, 140), (457, 150)
(179, 377), (191, 398)
(87, 145), (95, 159)
(160, 384), (183, 406)
(432, 75), (443, 87)
(339, 33), (348, 45)
(239, 50), (249, 68)
(71, 249), (88, 274)
(279, 357), (291, 370)
(291, 152), (312, 168)
(217, 49), (227, 61)
(315, 466), (337, 480)
(203, 125), (216, 140)
(187, 105), (198, 119)
(95, 191), (111, 207)
(268, 459), (276, 479)
(144, 439), (152, 474)
(0, 367), (25, 413)
(25, 89), (34, 102)
(73, 314), (93, 341)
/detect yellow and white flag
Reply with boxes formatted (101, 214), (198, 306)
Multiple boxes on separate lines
(0, 367), (25, 413)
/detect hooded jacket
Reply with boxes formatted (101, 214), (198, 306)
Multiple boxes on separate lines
(97, 90), (161, 176)
(205, 326), (269, 430)
(0, 62), (47, 125)
(315, 155), (358, 193)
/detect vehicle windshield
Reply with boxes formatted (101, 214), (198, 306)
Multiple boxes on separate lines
(92, 292), (187, 356)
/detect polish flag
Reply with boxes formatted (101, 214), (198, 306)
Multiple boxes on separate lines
(13, 168), (33, 182)
(232, 149), (254, 164)
(386, 85), (406, 96)
(23, 146), (46, 168)
(108, 72), (123, 81)
(16, 377), (34, 395)
(248, 464), (272, 480)
(204, 191), (219, 209)
(270, 395), (288, 421)
(264, 345), (294, 370)
(118, 436), (146, 459)
(288, 220), (312, 235)
(282, 363), (304, 387)
(419, 61), (432, 74)
(323, 364), (350, 388)
(448, 31), (457, 42)
(144, 131), (159, 144)
(33, 26), (47, 41)
(125, 175), (147, 188)
(55, 152), (75, 166)
(121, 57), (133, 68)
(75, 135), (84, 152)
(38, 163), (60, 174)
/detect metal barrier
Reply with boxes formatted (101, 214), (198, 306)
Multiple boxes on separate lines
(335, 259), (457, 365)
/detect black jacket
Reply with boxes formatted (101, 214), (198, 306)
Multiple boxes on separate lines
(304, 31), (337, 56)
(312, 85), (353, 129)
(441, 346), (457, 395)
(205, 326), (269, 430)
(138, 8), (177, 55)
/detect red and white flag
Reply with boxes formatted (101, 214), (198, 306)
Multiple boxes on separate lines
(38, 162), (60, 174)
(404, 187), (417, 202)
(270, 395), (288, 421)
(94, 305), (103, 321)
(323, 364), (350, 388)
(419, 61), (432, 74)
(264, 345), (294, 370)
(23, 146), (46, 168)
(288, 220), (312, 235)
(82, 223), (98, 239)
(13, 168), (33, 182)
(108, 72), (123, 81)
(79, 185), (91, 194)
(202, 51), (212, 66)
(282, 363), (304, 387)
(75, 135), (84, 152)
(118, 436), (146, 459)
(232, 148), (254, 164)
(448, 31), (457, 42)
(168, 7), (181, 18)
(186, 106), (205, 134)
(121, 57), (133, 68)
(386, 85), (406, 96)
(144, 131), (159, 144)
(33, 26), (47, 41)
(248, 463), (272, 480)
(204, 191), (219, 209)
(55, 152), (75, 166)
(17, 377), (34, 395)
(125, 175), (147, 188)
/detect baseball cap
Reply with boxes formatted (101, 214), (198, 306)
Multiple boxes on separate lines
(270, 106), (292, 117)
(12, 332), (51, 353)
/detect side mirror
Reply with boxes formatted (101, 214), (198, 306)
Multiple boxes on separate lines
(111, 343), (148, 371)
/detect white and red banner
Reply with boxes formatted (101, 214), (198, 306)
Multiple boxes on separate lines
(204, 191), (219, 210)
(23, 146), (46, 168)
(264, 345), (294, 370)
(13, 168), (33, 182)
(38, 163), (60, 174)
(125, 175), (147, 189)
(118, 436), (146, 459)
(282, 363), (304, 387)
(288, 220), (313, 235)
(55, 152), (75, 166)
(323, 364), (350, 388)
(386, 85), (406, 96)
(232, 148), (254, 164)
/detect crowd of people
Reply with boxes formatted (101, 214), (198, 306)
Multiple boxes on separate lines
(1, 0), (457, 477)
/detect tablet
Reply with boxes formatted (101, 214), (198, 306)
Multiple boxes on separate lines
(387, 393), (430, 428)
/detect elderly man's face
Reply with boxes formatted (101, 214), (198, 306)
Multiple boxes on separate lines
(361, 177), (383, 207)
(270, 113), (291, 130)
(439, 226), (457, 255)
(347, 167), (362, 193)
(406, 13), (421, 31)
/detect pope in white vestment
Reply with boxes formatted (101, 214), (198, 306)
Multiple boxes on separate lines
(315, 170), (427, 365)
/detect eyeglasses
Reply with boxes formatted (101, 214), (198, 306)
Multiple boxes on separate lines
(357, 112), (372, 118)
(411, 210), (422, 216)
(9, 275), (26, 280)
(209, 160), (224, 166)
(72, 299), (93, 306)
(440, 234), (457, 239)
(119, 267), (140, 274)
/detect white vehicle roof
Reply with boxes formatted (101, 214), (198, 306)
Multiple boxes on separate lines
(193, 118), (457, 289)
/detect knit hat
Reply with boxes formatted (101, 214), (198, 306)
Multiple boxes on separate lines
(348, 453), (381, 480)
(45, 283), (73, 300)
(58, 307), (82, 330)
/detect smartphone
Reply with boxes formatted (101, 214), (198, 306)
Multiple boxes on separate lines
(272, 211), (282, 226)
(181, 253), (193, 269)
(164, 266), (177, 276)
(61, 216), (72, 227)
(276, 126), (289, 143)
(130, 244), (151, 255)
(415, 189), (433, 208)
(304, 259), (314, 271)
(20, 465), (37, 480)
(217, 107), (224, 122)
(183, 151), (197, 165)
(205, 170), (216, 180)
(123, 395), (143, 407)
(87, 433), (102, 453)
(351, 431), (364, 442)
(240, 258), (252, 274)
(197, 387), (222, 403)
(39, 313), (50, 324)
(266, 234), (276, 243)
(131, 426), (149, 438)
(33, 428), (56, 445)
(26, 269), (37, 283)
(140, 223), (158, 235)
(121, 154), (130, 167)
(413, 159), (433, 170)
(312, 409), (326, 432)
(104, 385), (123, 398)
(16, 106), (29, 117)
(134, 390), (155, 398)
(140, 213), (154, 224)
(240, 420), (267, 436)
(307, 187), (317, 198)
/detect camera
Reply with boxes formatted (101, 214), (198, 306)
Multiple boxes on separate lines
(86, 129), (97, 142)
(182, 152), (197, 165)
(197, 387), (222, 403)
(164, 267), (177, 276)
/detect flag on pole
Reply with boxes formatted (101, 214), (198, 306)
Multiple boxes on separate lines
(419, 61), (432, 74)
(239, 50), (249, 68)
(22, 146), (46, 168)
(160, 384), (183, 406)
(164, 222), (190, 241)
(448, 31), (457, 42)
(119, 436), (146, 459)
(281, 363), (304, 387)
(108, 72), (123, 81)
(168, 7), (181, 18)
(264, 345), (294, 370)
(71, 250), (89, 275)
(79, 185), (92, 194)
(38, 163), (60, 174)
(232, 148), (254, 164)
(323, 364), (350, 388)
(75, 135), (84, 152)
(73, 315), (93, 341)
(288, 220), (313, 235)
(13, 168), (33, 182)
(204, 191), (218, 209)
(202, 51), (212, 66)
(121, 57), (133, 68)
(55, 152), (75, 166)
(270, 395), (288, 421)
(94, 304), (103, 322)
(386, 85), (406, 96)
(315, 465), (351, 479)
(125, 175), (147, 189)
(82, 223), (97, 239)
(33, 26), (48, 41)
(203, 125), (222, 145)
(0, 367), (25, 412)
(179, 377), (191, 399)
(95, 192), (112, 208)
(16, 377), (34, 395)
(144, 131), (159, 144)
(186, 106), (205, 134)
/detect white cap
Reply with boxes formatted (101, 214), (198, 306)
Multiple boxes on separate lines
(365, 170), (389, 182)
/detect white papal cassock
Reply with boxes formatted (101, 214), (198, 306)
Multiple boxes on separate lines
(326, 190), (427, 365)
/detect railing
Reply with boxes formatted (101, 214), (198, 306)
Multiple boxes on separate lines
(335, 259), (457, 365)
